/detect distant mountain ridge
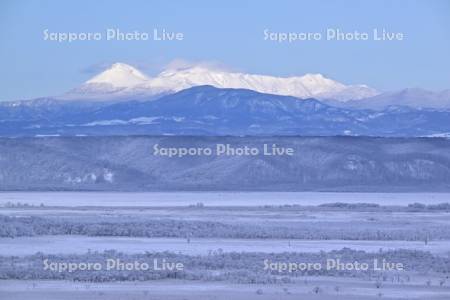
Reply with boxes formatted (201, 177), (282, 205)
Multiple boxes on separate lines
(1, 136), (450, 191)
(3, 62), (450, 111)
(1, 85), (450, 137)
(341, 88), (450, 110)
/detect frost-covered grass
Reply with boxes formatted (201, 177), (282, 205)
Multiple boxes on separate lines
(1, 193), (450, 299)
(1, 204), (449, 242)
(1, 249), (449, 299)
(1, 249), (449, 282)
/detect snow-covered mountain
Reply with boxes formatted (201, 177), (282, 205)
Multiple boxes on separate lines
(65, 63), (168, 100)
(64, 63), (379, 101)
(2, 63), (449, 137)
(342, 88), (450, 110)
(87, 63), (150, 86)
(3, 85), (450, 137)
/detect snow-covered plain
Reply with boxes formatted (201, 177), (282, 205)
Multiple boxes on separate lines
(1, 192), (449, 299)
(1, 192), (449, 207)
(1, 236), (449, 256)
(1, 278), (449, 300)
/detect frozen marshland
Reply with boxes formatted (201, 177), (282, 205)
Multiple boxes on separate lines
(1, 191), (449, 207)
(1, 192), (449, 299)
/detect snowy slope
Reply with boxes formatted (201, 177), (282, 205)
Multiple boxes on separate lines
(86, 63), (150, 87)
(343, 88), (450, 110)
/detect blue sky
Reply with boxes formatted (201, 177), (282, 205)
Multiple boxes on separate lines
(0, 0), (449, 101)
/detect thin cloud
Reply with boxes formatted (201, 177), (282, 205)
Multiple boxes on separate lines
(163, 59), (241, 73)
(80, 59), (242, 77)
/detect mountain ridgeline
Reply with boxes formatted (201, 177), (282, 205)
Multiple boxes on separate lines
(1, 85), (450, 137)
(1, 136), (449, 191)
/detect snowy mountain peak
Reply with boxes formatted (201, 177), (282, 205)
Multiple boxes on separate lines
(68, 62), (379, 101)
(301, 73), (325, 80)
(86, 63), (149, 87)
(152, 67), (354, 99)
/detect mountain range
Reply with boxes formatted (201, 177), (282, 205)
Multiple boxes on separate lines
(60, 63), (450, 110)
(1, 63), (449, 137)
(1, 85), (450, 137)
(63, 63), (379, 102)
